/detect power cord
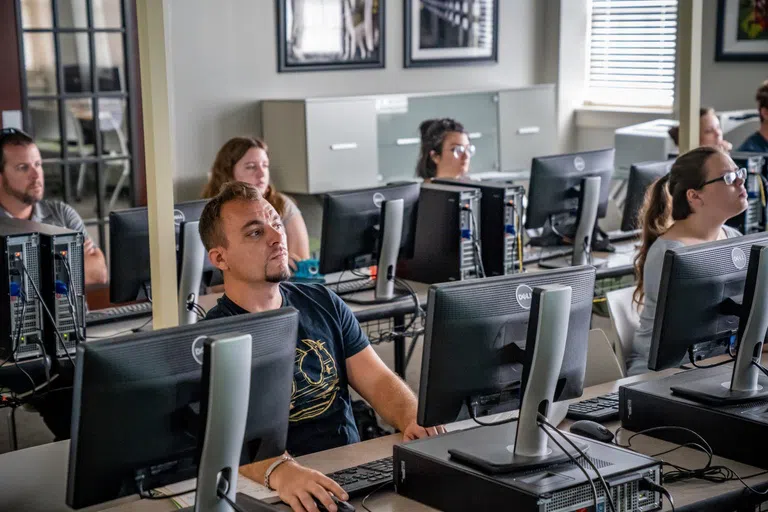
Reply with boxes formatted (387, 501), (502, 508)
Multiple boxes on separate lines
(466, 397), (518, 427)
(186, 293), (207, 319)
(136, 477), (194, 500)
(752, 360), (768, 378)
(640, 478), (675, 511)
(467, 207), (486, 278)
(538, 414), (617, 512)
(59, 254), (84, 342)
(687, 346), (733, 369)
(216, 488), (248, 512)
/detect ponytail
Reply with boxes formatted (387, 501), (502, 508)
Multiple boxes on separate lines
(633, 174), (671, 306)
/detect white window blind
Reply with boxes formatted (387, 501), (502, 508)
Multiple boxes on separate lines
(586, 0), (678, 108)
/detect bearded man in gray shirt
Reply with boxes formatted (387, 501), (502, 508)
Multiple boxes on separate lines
(0, 128), (107, 285)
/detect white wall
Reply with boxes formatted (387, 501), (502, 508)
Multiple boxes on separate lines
(166, 0), (542, 200)
(700, 2), (766, 113)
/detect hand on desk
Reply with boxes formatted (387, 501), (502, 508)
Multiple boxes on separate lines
(403, 420), (446, 441)
(246, 459), (348, 512)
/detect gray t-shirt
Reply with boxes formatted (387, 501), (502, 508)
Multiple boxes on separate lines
(0, 199), (95, 246)
(280, 193), (300, 224)
(627, 225), (742, 375)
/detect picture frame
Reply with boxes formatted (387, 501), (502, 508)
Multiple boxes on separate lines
(715, 0), (768, 62)
(276, 0), (386, 72)
(404, 0), (498, 68)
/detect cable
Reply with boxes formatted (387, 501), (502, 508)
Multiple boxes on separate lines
(688, 346), (733, 369)
(136, 477), (194, 500)
(468, 208), (486, 278)
(361, 481), (393, 512)
(20, 263), (75, 367)
(60, 255), (84, 342)
(752, 360), (768, 378)
(538, 414), (617, 512)
(537, 421), (600, 510)
(466, 398), (518, 427)
(640, 478), (675, 512)
(85, 316), (153, 340)
(216, 488), (249, 512)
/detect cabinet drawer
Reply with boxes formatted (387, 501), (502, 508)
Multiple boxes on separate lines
(305, 99), (379, 193)
(498, 87), (556, 173)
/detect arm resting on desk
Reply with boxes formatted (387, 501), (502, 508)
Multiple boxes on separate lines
(347, 346), (445, 439)
(84, 240), (108, 285)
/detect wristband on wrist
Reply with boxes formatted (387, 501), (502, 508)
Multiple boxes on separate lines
(264, 453), (294, 490)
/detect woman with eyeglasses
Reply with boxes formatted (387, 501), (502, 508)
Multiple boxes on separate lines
(627, 146), (748, 376)
(415, 118), (475, 180)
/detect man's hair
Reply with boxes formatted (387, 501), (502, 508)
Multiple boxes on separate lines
(199, 181), (264, 251)
(0, 129), (34, 172)
(757, 80), (768, 122)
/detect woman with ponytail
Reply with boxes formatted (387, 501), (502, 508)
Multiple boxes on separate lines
(202, 137), (310, 265)
(628, 146), (748, 375)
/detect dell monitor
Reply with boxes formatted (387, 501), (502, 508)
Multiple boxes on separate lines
(668, 242), (768, 405)
(649, 231), (768, 373)
(620, 160), (673, 233)
(526, 149), (615, 268)
(320, 182), (420, 301)
(66, 309), (298, 509)
(109, 199), (212, 304)
(418, 265), (595, 472)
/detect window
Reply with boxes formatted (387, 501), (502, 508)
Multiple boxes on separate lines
(17, 0), (141, 250)
(586, 0), (678, 108)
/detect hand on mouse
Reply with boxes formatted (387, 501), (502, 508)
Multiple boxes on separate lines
(268, 460), (348, 512)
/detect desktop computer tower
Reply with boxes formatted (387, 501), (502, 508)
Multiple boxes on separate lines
(727, 152), (766, 234)
(36, 223), (85, 358)
(394, 422), (663, 512)
(0, 221), (45, 362)
(433, 178), (525, 276)
(399, 183), (482, 284)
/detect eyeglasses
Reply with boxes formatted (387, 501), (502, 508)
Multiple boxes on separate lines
(700, 168), (747, 188)
(452, 144), (476, 159)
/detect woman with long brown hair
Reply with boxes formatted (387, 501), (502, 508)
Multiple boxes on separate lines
(628, 146), (747, 375)
(415, 118), (474, 180)
(202, 137), (310, 264)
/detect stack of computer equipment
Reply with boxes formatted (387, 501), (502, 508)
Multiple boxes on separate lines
(1, 218), (85, 363)
(399, 182), (483, 283)
(727, 152), (767, 235)
(433, 177), (525, 276)
(395, 266), (663, 511)
(620, 231), (768, 469)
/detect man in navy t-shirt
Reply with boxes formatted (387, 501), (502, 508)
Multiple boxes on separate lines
(198, 181), (442, 512)
(737, 80), (768, 153)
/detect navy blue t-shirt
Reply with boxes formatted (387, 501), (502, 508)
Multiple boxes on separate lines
(738, 131), (768, 153)
(204, 282), (370, 456)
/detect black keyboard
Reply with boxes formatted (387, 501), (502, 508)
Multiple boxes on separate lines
(326, 278), (376, 296)
(326, 456), (392, 498)
(566, 392), (620, 422)
(85, 302), (153, 327)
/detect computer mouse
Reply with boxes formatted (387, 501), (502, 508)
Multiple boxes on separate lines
(315, 495), (356, 512)
(569, 420), (615, 443)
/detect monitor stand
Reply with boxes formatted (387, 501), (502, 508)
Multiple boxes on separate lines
(178, 333), (253, 512)
(178, 221), (206, 326)
(671, 245), (768, 405)
(539, 176), (606, 269)
(448, 285), (588, 473)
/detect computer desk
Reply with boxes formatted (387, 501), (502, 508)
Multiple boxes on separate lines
(1, 360), (766, 512)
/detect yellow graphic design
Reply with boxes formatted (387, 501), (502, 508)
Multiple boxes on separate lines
(289, 338), (339, 422)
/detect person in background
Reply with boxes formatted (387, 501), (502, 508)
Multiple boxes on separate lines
(0, 128), (107, 286)
(738, 80), (768, 153)
(199, 182), (443, 512)
(629, 147), (746, 376)
(668, 107), (733, 153)
(202, 136), (310, 266)
(416, 118), (475, 180)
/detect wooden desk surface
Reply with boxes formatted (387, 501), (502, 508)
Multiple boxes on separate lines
(2, 365), (764, 512)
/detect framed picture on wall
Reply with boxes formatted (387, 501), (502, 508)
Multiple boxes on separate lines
(716, 0), (768, 62)
(276, 0), (385, 72)
(404, 0), (498, 68)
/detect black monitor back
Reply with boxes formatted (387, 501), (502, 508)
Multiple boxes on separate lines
(319, 183), (420, 275)
(109, 199), (209, 303)
(417, 265), (596, 427)
(621, 160), (673, 232)
(525, 148), (615, 229)
(650, 231), (768, 371)
(67, 309), (298, 509)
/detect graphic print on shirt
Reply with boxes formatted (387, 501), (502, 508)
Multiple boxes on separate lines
(289, 338), (339, 422)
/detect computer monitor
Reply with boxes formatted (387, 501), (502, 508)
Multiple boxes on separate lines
(526, 149), (615, 267)
(620, 160), (673, 233)
(109, 199), (212, 304)
(667, 241), (768, 405)
(66, 309), (298, 509)
(319, 182), (420, 301)
(417, 266), (595, 472)
(649, 231), (768, 372)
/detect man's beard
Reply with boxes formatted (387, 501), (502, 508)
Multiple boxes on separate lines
(3, 180), (41, 205)
(265, 265), (290, 283)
